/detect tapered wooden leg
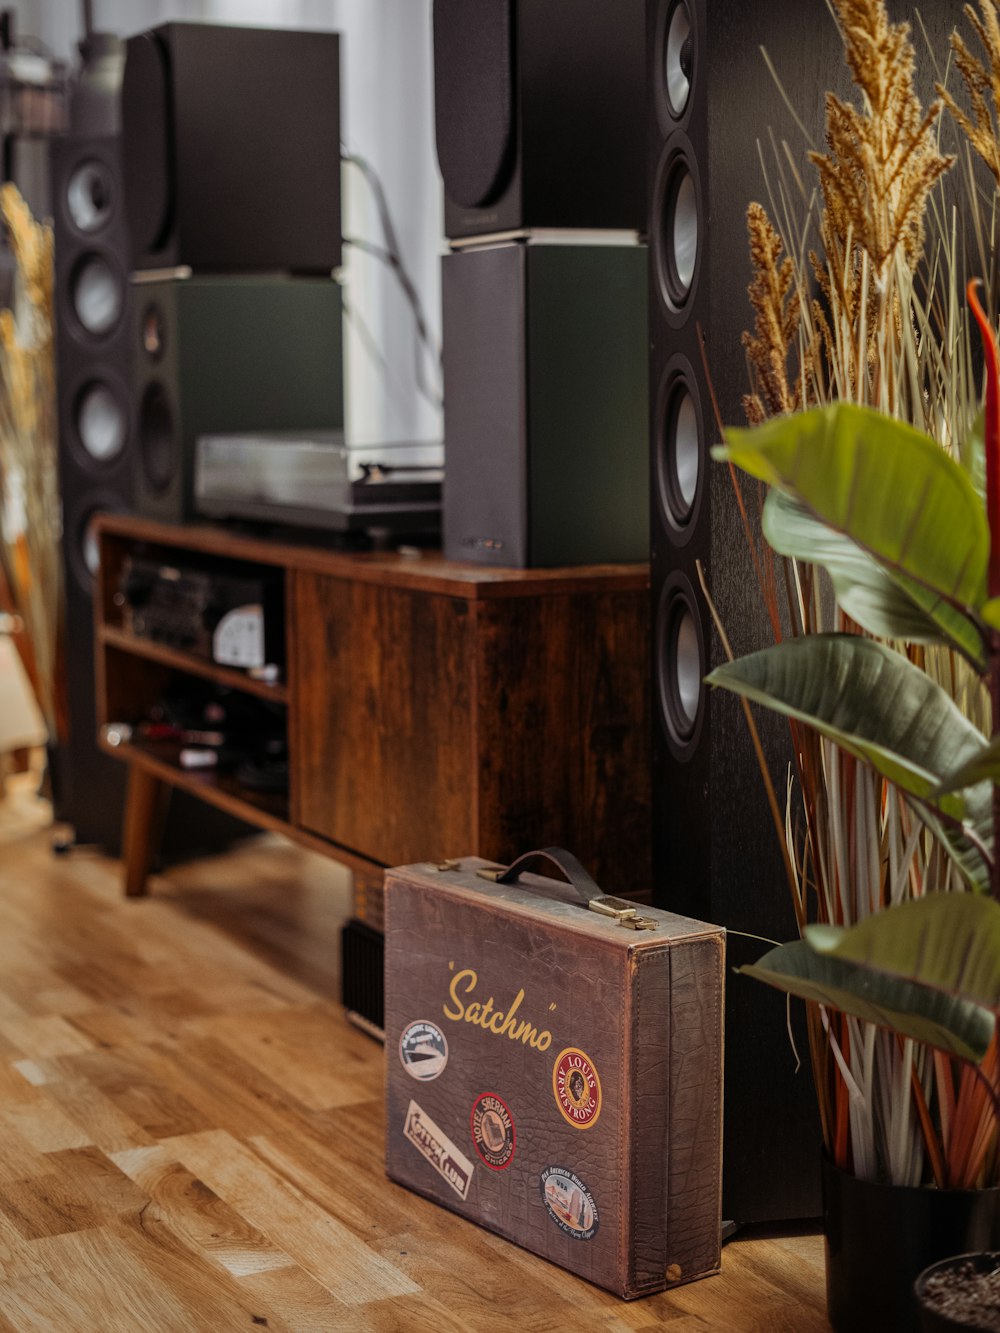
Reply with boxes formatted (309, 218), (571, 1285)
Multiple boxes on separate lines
(122, 765), (170, 898)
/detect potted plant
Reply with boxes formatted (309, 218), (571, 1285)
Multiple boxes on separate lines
(705, 1), (1000, 1327)
(712, 365), (1000, 1332)
(915, 1250), (1000, 1330)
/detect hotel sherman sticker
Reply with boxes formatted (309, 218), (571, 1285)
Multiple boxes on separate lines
(470, 1092), (515, 1169)
(403, 1100), (474, 1199)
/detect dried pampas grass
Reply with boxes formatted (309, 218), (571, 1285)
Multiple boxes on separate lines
(0, 183), (61, 741)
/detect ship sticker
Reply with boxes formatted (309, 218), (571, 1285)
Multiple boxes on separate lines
(540, 1166), (599, 1240)
(552, 1047), (602, 1129)
(470, 1092), (515, 1170)
(399, 1019), (449, 1081)
(403, 1100), (474, 1199)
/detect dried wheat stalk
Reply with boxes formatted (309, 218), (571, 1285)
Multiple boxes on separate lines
(938, 1), (1000, 184)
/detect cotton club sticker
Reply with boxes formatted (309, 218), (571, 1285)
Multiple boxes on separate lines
(552, 1047), (602, 1129)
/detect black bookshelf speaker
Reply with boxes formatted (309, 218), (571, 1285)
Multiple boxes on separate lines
(131, 275), (344, 524)
(442, 241), (648, 567)
(433, 0), (646, 241)
(122, 23), (341, 274)
(51, 132), (134, 847)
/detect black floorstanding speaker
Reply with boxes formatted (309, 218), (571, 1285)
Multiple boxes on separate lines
(647, 0), (966, 1225)
(52, 131), (134, 848)
(433, 0), (646, 241)
(51, 137), (259, 855)
(649, 0), (845, 1227)
(442, 241), (648, 567)
(122, 24), (341, 275)
(131, 276), (344, 524)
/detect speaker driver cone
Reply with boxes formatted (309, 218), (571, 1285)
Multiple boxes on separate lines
(665, 2), (693, 117)
(666, 167), (697, 298)
(67, 495), (128, 593)
(76, 382), (127, 463)
(656, 354), (703, 537)
(654, 136), (701, 317)
(656, 573), (705, 754)
(71, 255), (124, 336)
(66, 160), (115, 233)
(139, 381), (176, 493)
(142, 302), (167, 359)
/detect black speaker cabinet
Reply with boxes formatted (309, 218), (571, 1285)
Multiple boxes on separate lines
(647, 0), (964, 1226)
(442, 242), (648, 567)
(648, 0), (839, 1227)
(433, 0), (646, 241)
(122, 23), (341, 274)
(52, 133), (134, 848)
(132, 276), (344, 524)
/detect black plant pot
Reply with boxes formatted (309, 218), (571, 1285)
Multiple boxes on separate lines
(823, 1156), (1000, 1332)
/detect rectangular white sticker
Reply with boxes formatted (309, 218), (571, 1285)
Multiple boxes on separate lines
(403, 1099), (474, 1200)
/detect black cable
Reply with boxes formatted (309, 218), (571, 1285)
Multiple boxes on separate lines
(341, 147), (444, 411)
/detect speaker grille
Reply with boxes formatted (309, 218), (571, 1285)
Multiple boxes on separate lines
(341, 918), (385, 1032)
(433, 0), (515, 210)
(121, 31), (172, 258)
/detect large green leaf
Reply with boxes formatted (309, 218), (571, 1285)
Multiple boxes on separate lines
(805, 893), (1000, 1014)
(717, 402), (989, 614)
(935, 733), (1000, 794)
(960, 407), (986, 501)
(762, 490), (987, 667)
(740, 939), (996, 1062)
(706, 634), (993, 886)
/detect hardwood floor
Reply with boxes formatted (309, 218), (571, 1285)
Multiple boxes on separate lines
(0, 763), (830, 1331)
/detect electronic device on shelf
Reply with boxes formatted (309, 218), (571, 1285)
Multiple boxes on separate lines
(193, 430), (443, 534)
(117, 555), (285, 672)
(113, 678), (290, 798)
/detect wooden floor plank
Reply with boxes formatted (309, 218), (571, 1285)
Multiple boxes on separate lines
(163, 1129), (421, 1306)
(0, 768), (831, 1331)
(16, 1227), (238, 1333)
(111, 1144), (296, 1277)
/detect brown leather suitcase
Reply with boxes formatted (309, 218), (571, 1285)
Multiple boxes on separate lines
(384, 850), (725, 1298)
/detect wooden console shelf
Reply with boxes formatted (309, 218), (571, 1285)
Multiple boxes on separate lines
(94, 514), (651, 925)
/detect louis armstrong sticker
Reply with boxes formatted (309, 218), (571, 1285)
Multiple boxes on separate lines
(399, 1019), (449, 1081)
(470, 1092), (515, 1169)
(540, 1166), (599, 1240)
(552, 1047), (602, 1129)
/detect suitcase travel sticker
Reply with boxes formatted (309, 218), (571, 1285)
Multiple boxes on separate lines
(391, 948), (618, 1259)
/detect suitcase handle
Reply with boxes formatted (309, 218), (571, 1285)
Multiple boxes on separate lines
(479, 847), (659, 930)
(492, 847), (602, 904)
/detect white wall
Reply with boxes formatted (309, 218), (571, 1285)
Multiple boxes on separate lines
(13, 0), (444, 448)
